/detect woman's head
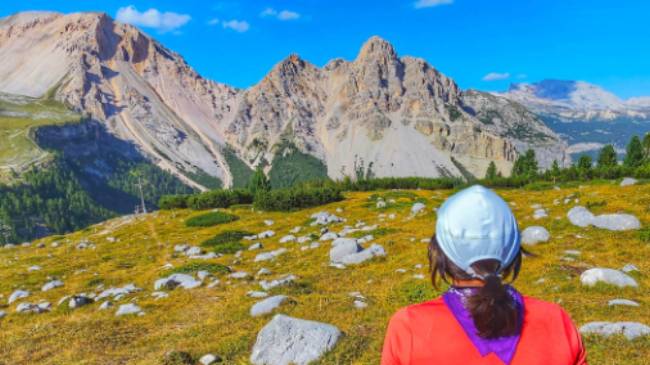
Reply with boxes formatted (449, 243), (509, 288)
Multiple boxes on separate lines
(429, 185), (524, 339)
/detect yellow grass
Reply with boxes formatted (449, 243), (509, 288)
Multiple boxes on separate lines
(0, 182), (649, 364)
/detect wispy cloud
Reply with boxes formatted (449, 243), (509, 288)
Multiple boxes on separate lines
(222, 19), (250, 32)
(207, 18), (220, 26)
(260, 7), (301, 21)
(482, 72), (511, 81)
(414, 0), (454, 9)
(116, 5), (191, 33)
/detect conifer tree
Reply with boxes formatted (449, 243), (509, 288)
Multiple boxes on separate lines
(597, 144), (618, 168)
(485, 161), (498, 180)
(248, 166), (271, 195)
(624, 136), (644, 168)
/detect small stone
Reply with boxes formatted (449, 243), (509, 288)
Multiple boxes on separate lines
(69, 295), (94, 309)
(229, 271), (250, 280)
(608, 299), (640, 307)
(521, 226), (550, 245)
(99, 301), (113, 310)
(411, 202), (426, 215)
(258, 230), (276, 239)
(42, 279), (64, 292)
(154, 274), (202, 290)
(621, 264), (639, 273)
(353, 300), (368, 309)
(248, 291), (269, 298)
(580, 321), (650, 340)
(259, 274), (296, 291)
(248, 242), (263, 251)
(533, 208), (548, 220)
(620, 177), (638, 186)
(199, 354), (222, 365)
(257, 268), (272, 276)
(28, 265), (42, 272)
(250, 295), (288, 317)
(319, 232), (338, 241)
(8, 290), (30, 304)
(264, 220), (274, 226)
(254, 248), (288, 262)
(115, 303), (143, 316)
(151, 291), (169, 300)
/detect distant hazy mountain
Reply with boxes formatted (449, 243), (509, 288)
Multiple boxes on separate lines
(0, 11), (569, 191)
(499, 80), (650, 159)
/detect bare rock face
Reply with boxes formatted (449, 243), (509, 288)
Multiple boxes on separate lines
(0, 13), (569, 186)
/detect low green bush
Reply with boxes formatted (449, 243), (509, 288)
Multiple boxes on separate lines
(201, 230), (253, 254)
(185, 211), (238, 227)
(168, 262), (231, 275)
(640, 227), (650, 243)
(253, 186), (344, 211)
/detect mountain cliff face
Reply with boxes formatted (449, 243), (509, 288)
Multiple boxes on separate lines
(499, 80), (650, 159)
(0, 11), (569, 188)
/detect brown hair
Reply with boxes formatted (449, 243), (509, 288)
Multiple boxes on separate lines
(428, 235), (525, 339)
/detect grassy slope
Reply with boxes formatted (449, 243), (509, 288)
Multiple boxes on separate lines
(0, 96), (81, 179)
(0, 183), (649, 364)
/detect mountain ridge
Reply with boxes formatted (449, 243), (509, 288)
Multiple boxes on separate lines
(0, 11), (569, 189)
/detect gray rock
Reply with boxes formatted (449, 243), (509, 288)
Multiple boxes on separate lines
(255, 248), (288, 262)
(620, 177), (638, 186)
(339, 244), (386, 265)
(258, 230), (276, 239)
(28, 265), (42, 272)
(580, 268), (638, 288)
(310, 211), (344, 226)
(251, 295), (289, 317)
(264, 220), (275, 226)
(248, 291), (269, 298)
(185, 246), (203, 256)
(96, 284), (140, 300)
(197, 270), (212, 281)
(151, 291), (169, 299)
(329, 238), (362, 263)
(154, 273), (202, 290)
(567, 206), (640, 231)
(567, 206), (595, 227)
(257, 268), (272, 276)
(249, 242), (263, 250)
(533, 208), (548, 220)
(410, 202), (426, 215)
(592, 214), (641, 231)
(622, 264), (639, 273)
(174, 244), (189, 252)
(115, 303), (143, 316)
(319, 232), (338, 241)
(69, 295), (94, 309)
(279, 235), (296, 243)
(580, 321), (650, 340)
(199, 354), (222, 365)
(99, 301), (113, 310)
(260, 275), (297, 291)
(608, 299), (640, 307)
(521, 226), (550, 245)
(0, 310), (5, 319)
(229, 271), (250, 279)
(250, 314), (342, 365)
(353, 300), (368, 309)
(42, 279), (64, 292)
(16, 302), (51, 314)
(8, 289), (30, 304)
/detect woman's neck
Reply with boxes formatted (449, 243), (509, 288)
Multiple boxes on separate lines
(453, 279), (485, 287)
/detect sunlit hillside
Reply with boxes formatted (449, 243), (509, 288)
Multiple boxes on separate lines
(0, 182), (649, 364)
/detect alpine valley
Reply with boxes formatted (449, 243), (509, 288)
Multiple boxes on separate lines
(0, 11), (648, 240)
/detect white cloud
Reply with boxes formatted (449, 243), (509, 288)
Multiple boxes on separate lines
(260, 7), (301, 21)
(414, 0), (454, 9)
(116, 5), (191, 33)
(207, 18), (220, 26)
(482, 72), (511, 81)
(222, 19), (250, 32)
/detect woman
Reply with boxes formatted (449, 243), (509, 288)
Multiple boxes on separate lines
(381, 185), (587, 365)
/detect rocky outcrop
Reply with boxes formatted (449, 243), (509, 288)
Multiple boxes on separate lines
(0, 12), (569, 186)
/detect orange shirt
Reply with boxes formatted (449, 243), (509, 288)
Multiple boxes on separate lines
(381, 296), (587, 365)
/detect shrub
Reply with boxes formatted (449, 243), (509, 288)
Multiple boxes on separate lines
(201, 230), (253, 254)
(640, 227), (650, 243)
(185, 211), (238, 227)
(168, 262), (231, 275)
(158, 194), (190, 209)
(253, 186), (344, 211)
(186, 189), (253, 210)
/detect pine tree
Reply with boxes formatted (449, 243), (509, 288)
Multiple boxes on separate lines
(642, 132), (650, 160)
(485, 161), (498, 180)
(511, 149), (538, 178)
(550, 160), (561, 182)
(597, 144), (618, 168)
(248, 166), (271, 195)
(624, 135), (644, 168)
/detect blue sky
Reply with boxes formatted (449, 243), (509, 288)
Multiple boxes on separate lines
(3, 0), (650, 98)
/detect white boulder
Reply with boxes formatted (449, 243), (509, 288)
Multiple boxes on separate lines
(521, 226), (550, 245)
(250, 295), (289, 317)
(580, 268), (638, 288)
(250, 314), (342, 365)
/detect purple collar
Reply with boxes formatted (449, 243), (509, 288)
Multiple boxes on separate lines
(442, 286), (524, 365)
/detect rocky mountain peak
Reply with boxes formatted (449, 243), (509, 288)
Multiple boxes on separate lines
(356, 36), (398, 63)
